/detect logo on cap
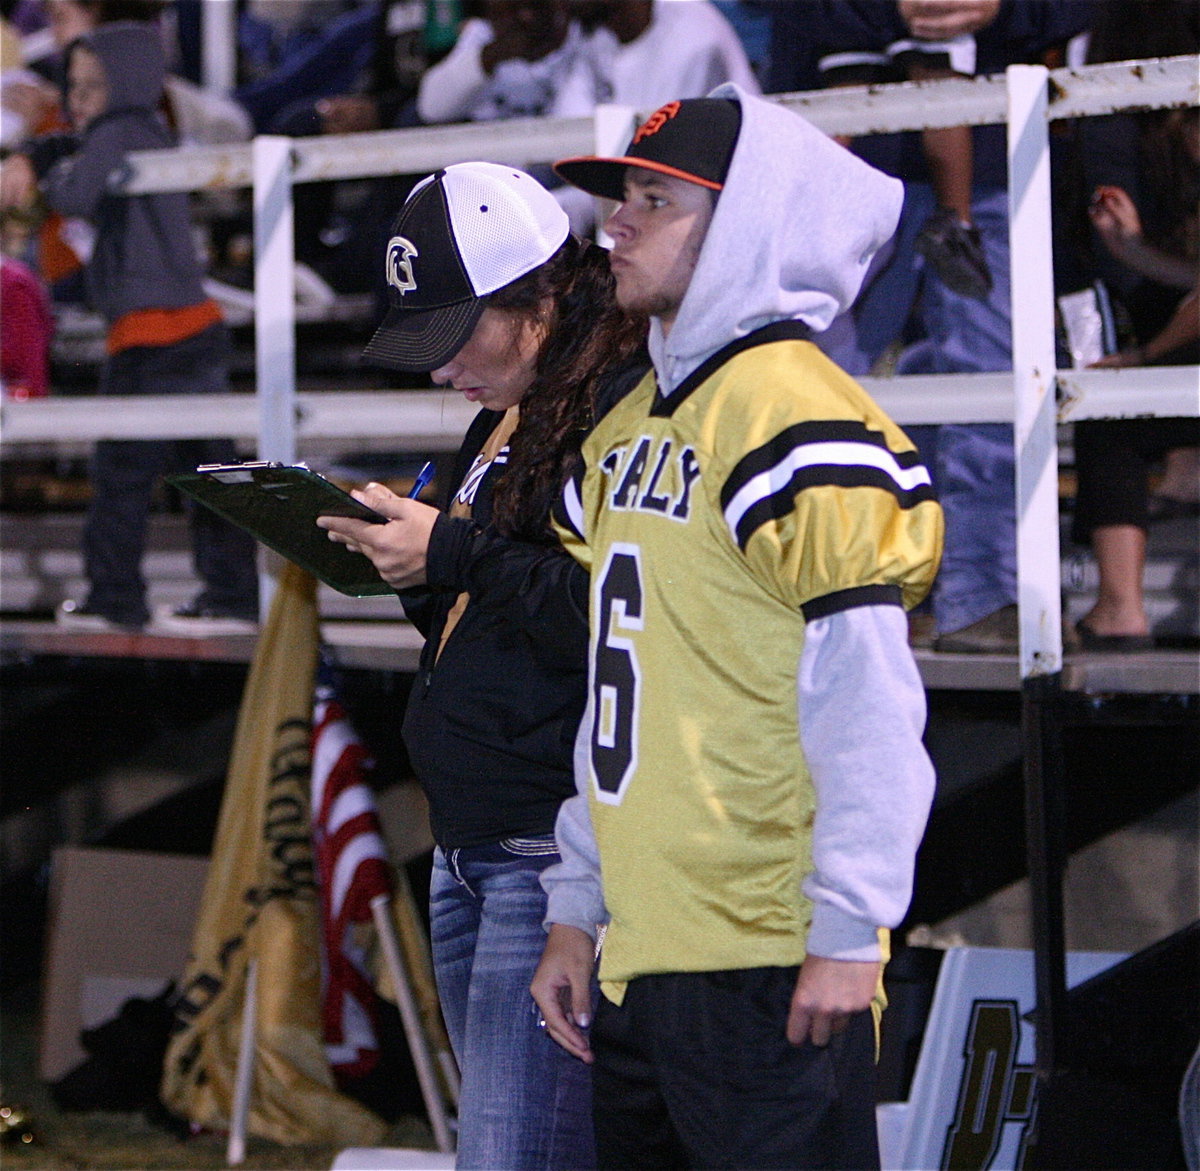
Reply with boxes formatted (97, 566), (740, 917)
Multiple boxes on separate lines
(386, 236), (419, 295)
(632, 101), (681, 145)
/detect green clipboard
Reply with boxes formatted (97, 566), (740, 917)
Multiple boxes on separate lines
(166, 462), (393, 597)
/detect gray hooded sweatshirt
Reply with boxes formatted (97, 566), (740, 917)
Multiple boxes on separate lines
(649, 81), (903, 391)
(40, 22), (210, 325)
(544, 85), (937, 967)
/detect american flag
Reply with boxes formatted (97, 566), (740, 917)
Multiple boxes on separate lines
(310, 664), (393, 1082)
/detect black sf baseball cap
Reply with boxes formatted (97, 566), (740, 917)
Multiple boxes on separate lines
(362, 161), (570, 372)
(554, 97), (741, 202)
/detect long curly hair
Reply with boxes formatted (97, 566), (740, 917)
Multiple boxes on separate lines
(484, 234), (645, 540)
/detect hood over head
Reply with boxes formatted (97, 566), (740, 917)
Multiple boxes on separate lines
(67, 21), (166, 116)
(567, 84), (903, 393)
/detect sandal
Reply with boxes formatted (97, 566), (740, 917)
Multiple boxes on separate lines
(1074, 620), (1155, 652)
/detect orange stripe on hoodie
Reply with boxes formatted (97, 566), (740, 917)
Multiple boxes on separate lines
(106, 299), (223, 355)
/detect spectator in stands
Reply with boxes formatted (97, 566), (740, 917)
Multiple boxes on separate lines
(419, 0), (758, 124)
(2, 0), (127, 301)
(765, 0), (1095, 653)
(1067, 4), (1199, 649)
(0, 21), (258, 632)
(1072, 279), (1199, 650)
(4, 0), (249, 304)
(806, 3), (994, 300)
(266, 1), (459, 297)
(417, 0), (757, 234)
(0, 252), (53, 397)
(416, 0), (593, 125)
(584, 0), (758, 110)
(233, 0), (380, 134)
(2, 0), (40, 148)
(713, 0), (772, 86)
(10, 0), (250, 143)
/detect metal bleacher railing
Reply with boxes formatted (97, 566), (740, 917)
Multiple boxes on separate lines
(0, 56), (1197, 688)
(1, 54), (1196, 1090)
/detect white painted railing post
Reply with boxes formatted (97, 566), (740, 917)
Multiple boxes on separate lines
(252, 135), (298, 614)
(1006, 65), (1063, 680)
(1008, 63), (1072, 1081)
(200, 0), (238, 95)
(591, 105), (640, 248)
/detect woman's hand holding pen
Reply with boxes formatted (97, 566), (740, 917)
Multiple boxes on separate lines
(318, 479), (438, 590)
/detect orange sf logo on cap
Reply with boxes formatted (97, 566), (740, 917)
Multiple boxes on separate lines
(632, 101), (681, 145)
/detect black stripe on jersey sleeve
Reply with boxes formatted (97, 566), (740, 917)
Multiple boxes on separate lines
(721, 420), (935, 551)
(802, 584), (903, 622)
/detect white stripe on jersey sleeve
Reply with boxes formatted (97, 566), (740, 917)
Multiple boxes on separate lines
(722, 439), (933, 543)
(560, 474), (585, 542)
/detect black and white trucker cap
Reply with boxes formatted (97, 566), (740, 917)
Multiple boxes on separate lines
(362, 161), (570, 372)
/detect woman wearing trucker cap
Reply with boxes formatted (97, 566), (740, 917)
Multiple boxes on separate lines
(319, 161), (645, 1169)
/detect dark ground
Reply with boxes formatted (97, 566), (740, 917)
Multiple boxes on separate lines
(1, 657), (1196, 1169)
(0, 657), (434, 1170)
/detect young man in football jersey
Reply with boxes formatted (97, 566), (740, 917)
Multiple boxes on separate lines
(530, 88), (944, 1168)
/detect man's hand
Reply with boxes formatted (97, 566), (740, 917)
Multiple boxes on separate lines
(316, 95), (381, 135)
(786, 955), (881, 1047)
(1088, 185), (1143, 253)
(2, 76), (57, 134)
(898, 0), (1002, 40)
(1089, 348), (1143, 369)
(530, 924), (596, 1064)
(316, 481), (438, 589)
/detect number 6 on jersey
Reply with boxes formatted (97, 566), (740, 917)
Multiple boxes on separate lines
(591, 544), (643, 803)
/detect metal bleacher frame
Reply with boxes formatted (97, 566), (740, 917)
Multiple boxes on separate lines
(0, 57), (1195, 689)
(1, 55), (1197, 1082)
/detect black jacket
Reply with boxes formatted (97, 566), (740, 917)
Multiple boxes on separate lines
(401, 354), (647, 849)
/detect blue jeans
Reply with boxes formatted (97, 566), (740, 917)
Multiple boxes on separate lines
(822, 182), (1018, 634)
(235, 3), (378, 133)
(431, 838), (596, 1170)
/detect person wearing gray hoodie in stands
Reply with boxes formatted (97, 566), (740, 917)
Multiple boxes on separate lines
(3, 21), (257, 633)
(530, 87), (944, 1168)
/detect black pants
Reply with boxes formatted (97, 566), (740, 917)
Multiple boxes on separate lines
(84, 323), (257, 624)
(1071, 416), (1200, 543)
(591, 967), (880, 1171)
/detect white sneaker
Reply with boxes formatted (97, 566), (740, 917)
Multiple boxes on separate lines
(152, 603), (259, 636)
(56, 600), (146, 632)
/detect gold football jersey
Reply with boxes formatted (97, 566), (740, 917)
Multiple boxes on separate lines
(554, 325), (943, 989)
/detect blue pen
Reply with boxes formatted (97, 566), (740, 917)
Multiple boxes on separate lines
(409, 460), (435, 499)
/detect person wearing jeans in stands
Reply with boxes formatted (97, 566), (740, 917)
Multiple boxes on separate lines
(764, 0), (1095, 653)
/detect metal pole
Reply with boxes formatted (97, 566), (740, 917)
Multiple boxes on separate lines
(370, 896), (457, 1153)
(1006, 63), (1068, 1081)
(1007, 64), (1063, 679)
(1021, 675), (1069, 1080)
(252, 135), (298, 615)
(201, 0), (238, 95)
